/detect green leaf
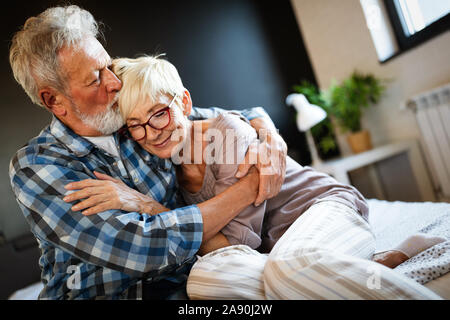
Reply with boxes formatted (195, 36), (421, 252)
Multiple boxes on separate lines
(325, 71), (385, 132)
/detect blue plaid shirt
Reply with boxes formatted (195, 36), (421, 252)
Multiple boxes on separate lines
(9, 106), (268, 300)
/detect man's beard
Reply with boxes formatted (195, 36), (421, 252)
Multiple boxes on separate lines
(74, 94), (124, 135)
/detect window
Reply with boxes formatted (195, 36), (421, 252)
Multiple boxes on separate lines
(393, 0), (450, 36)
(384, 0), (450, 53)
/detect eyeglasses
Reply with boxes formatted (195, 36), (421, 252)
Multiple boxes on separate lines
(125, 93), (178, 141)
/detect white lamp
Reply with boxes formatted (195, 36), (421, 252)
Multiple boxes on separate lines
(286, 93), (327, 166)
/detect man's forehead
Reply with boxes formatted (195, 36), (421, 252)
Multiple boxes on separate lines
(59, 37), (111, 76)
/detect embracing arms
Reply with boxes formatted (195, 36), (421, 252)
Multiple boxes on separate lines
(191, 106), (287, 206)
(64, 168), (260, 244)
(62, 106), (286, 255)
(10, 105), (286, 276)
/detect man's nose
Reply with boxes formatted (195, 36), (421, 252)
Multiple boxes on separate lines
(105, 68), (122, 93)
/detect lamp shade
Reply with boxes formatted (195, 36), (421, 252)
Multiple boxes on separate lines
(286, 93), (327, 132)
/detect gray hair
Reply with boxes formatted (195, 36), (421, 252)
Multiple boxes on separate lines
(9, 5), (102, 107)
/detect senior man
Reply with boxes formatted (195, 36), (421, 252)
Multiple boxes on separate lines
(9, 5), (287, 300)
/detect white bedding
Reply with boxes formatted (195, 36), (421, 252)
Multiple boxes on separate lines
(9, 199), (450, 300)
(367, 199), (450, 298)
(368, 199), (450, 253)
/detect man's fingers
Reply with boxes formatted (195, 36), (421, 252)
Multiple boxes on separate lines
(71, 194), (108, 212)
(63, 186), (106, 202)
(65, 179), (103, 190)
(94, 171), (119, 182)
(82, 203), (112, 216)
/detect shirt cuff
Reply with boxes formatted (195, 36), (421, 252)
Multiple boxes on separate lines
(239, 106), (269, 121)
(162, 204), (204, 254)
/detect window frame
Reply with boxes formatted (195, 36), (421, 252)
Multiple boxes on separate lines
(383, 0), (450, 55)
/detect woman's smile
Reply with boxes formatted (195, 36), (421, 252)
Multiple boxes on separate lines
(151, 133), (172, 148)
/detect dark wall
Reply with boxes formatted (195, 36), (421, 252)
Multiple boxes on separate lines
(1, 0), (316, 242)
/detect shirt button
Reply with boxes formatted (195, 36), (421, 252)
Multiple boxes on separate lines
(134, 177), (139, 183)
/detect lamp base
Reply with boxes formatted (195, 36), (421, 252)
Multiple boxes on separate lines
(306, 130), (322, 167)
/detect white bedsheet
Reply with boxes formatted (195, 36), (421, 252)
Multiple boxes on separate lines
(368, 199), (450, 298)
(368, 199), (450, 252)
(9, 199), (450, 300)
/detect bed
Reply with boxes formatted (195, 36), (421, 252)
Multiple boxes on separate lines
(367, 199), (450, 299)
(8, 198), (450, 300)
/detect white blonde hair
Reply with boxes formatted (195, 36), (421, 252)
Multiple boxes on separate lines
(9, 5), (101, 107)
(111, 55), (185, 121)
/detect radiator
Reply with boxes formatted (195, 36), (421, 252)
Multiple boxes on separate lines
(407, 83), (450, 199)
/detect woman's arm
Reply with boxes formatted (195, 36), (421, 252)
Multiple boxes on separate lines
(198, 232), (231, 256)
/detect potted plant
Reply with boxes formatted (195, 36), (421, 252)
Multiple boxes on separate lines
(324, 71), (385, 154)
(292, 81), (340, 160)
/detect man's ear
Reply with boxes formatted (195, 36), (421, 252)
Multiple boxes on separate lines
(182, 89), (193, 116)
(39, 88), (67, 116)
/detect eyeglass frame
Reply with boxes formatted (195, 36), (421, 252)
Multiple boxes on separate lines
(120, 93), (178, 141)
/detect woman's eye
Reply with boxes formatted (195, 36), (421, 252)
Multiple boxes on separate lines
(128, 125), (140, 131)
(153, 110), (167, 118)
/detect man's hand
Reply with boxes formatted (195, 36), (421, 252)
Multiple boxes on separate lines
(236, 117), (287, 206)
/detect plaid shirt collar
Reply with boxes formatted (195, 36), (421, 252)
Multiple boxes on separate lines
(49, 116), (95, 157)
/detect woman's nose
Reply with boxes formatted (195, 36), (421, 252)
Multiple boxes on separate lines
(144, 123), (162, 140)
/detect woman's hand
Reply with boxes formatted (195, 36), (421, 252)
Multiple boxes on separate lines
(236, 120), (287, 207)
(63, 171), (167, 216)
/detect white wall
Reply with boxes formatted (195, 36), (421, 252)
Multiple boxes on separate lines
(290, 0), (450, 156)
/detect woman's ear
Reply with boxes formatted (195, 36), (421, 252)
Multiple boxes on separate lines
(39, 88), (67, 117)
(181, 89), (193, 116)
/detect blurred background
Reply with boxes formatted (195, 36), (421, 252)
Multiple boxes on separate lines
(1, 0), (449, 299)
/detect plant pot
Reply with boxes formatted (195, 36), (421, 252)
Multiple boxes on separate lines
(347, 129), (372, 154)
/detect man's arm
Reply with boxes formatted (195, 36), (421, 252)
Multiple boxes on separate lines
(11, 156), (258, 278)
(189, 106), (270, 123)
(10, 158), (202, 278)
(243, 117), (287, 206)
(64, 167), (259, 244)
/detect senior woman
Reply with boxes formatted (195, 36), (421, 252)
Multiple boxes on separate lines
(64, 55), (442, 300)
